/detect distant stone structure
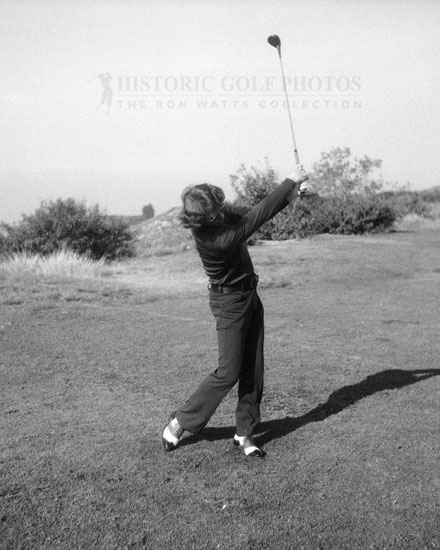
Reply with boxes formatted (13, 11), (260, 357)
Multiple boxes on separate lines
(142, 204), (155, 220)
(122, 204), (155, 225)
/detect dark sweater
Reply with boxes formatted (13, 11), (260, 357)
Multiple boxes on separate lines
(192, 178), (298, 286)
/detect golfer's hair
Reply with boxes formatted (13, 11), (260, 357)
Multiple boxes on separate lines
(179, 183), (225, 229)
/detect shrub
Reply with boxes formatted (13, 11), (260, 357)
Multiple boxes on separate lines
(419, 186), (440, 203)
(0, 198), (135, 261)
(383, 191), (432, 219)
(266, 192), (396, 239)
(229, 151), (398, 240)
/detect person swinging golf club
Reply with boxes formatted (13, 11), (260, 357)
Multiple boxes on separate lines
(162, 164), (309, 458)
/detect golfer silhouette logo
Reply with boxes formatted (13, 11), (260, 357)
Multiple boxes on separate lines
(94, 72), (113, 113)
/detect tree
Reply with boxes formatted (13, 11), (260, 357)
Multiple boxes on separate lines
(310, 147), (383, 197)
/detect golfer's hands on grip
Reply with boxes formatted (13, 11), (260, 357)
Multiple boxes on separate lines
(287, 164), (309, 201)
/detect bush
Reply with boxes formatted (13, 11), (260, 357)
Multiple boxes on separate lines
(419, 186), (440, 203)
(229, 150), (397, 241)
(266, 192), (396, 239)
(390, 191), (431, 218)
(0, 198), (135, 261)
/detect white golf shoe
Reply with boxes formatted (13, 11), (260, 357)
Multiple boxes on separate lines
(162, 414), (184, 452)
(233, 435), (266, 458)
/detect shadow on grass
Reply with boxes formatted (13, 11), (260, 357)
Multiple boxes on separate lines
(256, 368), (440, 446)
(180, 368), (440, 448)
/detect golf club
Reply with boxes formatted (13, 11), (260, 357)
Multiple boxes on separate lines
(267, 34), (300, 165)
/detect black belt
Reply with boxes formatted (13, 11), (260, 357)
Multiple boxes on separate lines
(208, 275), (259, 294)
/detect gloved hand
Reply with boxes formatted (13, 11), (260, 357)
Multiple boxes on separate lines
(286, 165), (309, 201)
(298, 179), (309, 196)
(289, 164), (308, 184)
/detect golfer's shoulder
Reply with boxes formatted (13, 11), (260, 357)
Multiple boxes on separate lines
(226, 204), (249, 218)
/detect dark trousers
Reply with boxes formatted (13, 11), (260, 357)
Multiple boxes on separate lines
(176, 288), (264, 436)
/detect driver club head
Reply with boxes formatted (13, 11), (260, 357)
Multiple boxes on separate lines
(267, 34), (281, 51)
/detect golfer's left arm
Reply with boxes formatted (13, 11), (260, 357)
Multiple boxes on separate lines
(232, 165), (309, 243)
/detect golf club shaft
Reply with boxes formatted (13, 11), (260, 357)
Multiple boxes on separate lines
(278, 52), (300, 165)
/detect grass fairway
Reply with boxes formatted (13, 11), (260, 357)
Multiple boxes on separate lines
(1, 229), (440, 549)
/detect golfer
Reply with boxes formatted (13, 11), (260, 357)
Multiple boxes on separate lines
(162, 165), (309, 457)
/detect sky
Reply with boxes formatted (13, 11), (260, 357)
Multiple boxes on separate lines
(1, 0), (439, 223)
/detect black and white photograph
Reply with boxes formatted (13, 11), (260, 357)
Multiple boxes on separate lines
(1, 1), (439, 548)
